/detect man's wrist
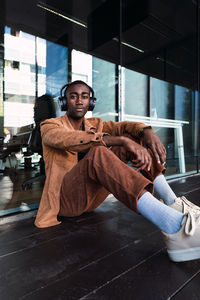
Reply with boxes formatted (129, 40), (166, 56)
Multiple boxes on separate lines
(139, 126), (152, 138)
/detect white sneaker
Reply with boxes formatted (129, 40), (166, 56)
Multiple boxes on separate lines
(162, 212), (200, 262)
(170, 196), (200, 216)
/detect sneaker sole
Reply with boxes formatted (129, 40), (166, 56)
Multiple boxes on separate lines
(168, 247), (200, 262)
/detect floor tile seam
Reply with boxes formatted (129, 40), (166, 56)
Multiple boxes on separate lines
(0, 224), (146, 259)
(0, 245), (40, 259)
(0, 229), (59, 245)
(78, 248), (165, 300)
(18, 231), (161, 299)
(1, 218), (110, 249)
(0, 224), (78, 246)
(0, 230), (79, 259)
(0, 217), (153, 255)
(167, 269), (200, 300)
(77, 229), (160, 271)
(18, 244), (132, 299)
(183, 186), (200, 195)
(77, 243), (131, 271)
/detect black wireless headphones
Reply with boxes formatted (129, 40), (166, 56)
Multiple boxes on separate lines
(58, 80), (96, 111)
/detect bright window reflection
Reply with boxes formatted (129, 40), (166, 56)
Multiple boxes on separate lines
(4, 28), (34, 132)
(124, 69), (147, 116)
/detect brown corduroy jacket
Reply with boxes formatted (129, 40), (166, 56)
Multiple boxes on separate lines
(34, 114), (148, 228)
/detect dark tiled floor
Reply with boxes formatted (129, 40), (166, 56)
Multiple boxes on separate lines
(1, 175), (200, 300)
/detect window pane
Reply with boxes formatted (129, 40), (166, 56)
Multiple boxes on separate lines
(124, 69), (147, 116)
(92, 57), (116, 121)
(71, 50), (116, 121)
(150, 77), (197, 177)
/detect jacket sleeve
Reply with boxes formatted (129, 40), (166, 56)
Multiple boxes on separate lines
(102, 120), (151, 138)
(40, 119), (107, 152)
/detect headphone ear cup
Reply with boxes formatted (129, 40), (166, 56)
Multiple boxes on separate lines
(59, 96), (68, 111)
(59, 83), (69, 111)
(88, 97), (96, 111)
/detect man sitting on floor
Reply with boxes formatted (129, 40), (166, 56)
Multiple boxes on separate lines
(35, 80), (200, 263)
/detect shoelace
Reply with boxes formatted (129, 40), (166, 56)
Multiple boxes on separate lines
(184, 211), (200, 236)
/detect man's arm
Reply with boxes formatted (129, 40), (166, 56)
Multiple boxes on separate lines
(103, 126), (166, 171)
(103, 120), (166, 168)
(103, 120), (148, 138)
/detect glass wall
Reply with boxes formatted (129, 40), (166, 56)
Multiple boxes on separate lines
(0, 0), (199, 216)
(0, 27), (69, 215)
(150, 79), (197, 177)
(120, 0), (199, 179)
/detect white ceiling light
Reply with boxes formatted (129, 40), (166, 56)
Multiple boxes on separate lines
(37, 2), (87, 28)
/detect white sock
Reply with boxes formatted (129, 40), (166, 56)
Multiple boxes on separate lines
(153, 174), (177, 205)
(137, 192), (184, 234)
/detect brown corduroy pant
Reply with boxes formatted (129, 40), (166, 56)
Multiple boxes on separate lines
(59, 144), (165, 217)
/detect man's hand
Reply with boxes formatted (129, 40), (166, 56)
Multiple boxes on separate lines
(103, 135), (152, 171)
(142, 128), (166, 165)
(122, 138), (152, 171)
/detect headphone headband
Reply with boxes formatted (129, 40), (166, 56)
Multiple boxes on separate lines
(58, 81), (96, 111)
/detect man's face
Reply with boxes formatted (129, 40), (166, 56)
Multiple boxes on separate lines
(66, 84), (90, 119)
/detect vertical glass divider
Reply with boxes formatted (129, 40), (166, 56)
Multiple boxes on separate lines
(0, 26), (4, 138)
(197, 1), (200, 169)
(68, 47), (72, 83)
(118, 0), (123, 122)
(35, 36), (38, 98)
(118, 65), (125, 121)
